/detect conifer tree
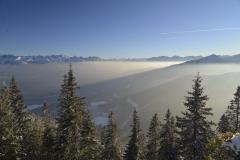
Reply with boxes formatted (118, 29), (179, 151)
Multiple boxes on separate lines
(56, 65), (86, 160)
(225, 86), (240, 132)
(25, 113), (44, 160)
(225, 100), (236, 132)
(41, 103), (56, 160)
(100, 125), (106, 145)
(101, 112), (122, 160)
(8, 77), (29, 130)
(146, 113), (161, 160)
(218, 113), (231, 133)
(176, 73), (214, 160)
(56, 65), (102, 159)
(79, 111), (103, 160)
(8, 77), (30, 158)
(0, 87), (20, 159)
(158, 109), (178, 160)
(123, 109), (145, 160)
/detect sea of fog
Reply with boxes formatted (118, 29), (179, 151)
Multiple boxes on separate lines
(2, 61), (240, 132)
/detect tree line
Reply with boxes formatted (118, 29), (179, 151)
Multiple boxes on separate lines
(0, 67), (239, 160)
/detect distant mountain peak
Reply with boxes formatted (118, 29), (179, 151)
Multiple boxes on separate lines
(0, 54), (202, 64)
(185, 54), (240, 64)
(0, 54), (102, 64)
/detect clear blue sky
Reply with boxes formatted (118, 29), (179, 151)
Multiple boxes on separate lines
(1, 0), (240, 58)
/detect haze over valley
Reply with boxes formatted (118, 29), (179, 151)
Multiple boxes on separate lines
(3, 1), (240, 159)
(1, 57), (240, 133)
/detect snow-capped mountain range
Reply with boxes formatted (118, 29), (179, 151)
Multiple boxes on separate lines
(3, 54), (240, 64)
(0, 54), (202, 64)
(0, 55), (101, 64)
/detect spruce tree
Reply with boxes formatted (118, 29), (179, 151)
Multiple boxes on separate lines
(158, 109), (178, 160)
(225, 86), (240, 132)
(56, 65), (86, 160)
(218, 113), (231, 133)
(41, 103), (56, 160)
(79, 111), (103, 160)
(56, 65), (102, 159)
(7, 77), (30, 158)
(101, 112), (122, 160)
(224, 100), (236, 132)
(0, 87), (20, 159)
(123, 109), (145, 160)
(234, 86), (240, 132)
(146, 113), (161, 160)
(176, 73), (214, 160)
(8, 77), (29, 130)
(25, 113), (44, 160)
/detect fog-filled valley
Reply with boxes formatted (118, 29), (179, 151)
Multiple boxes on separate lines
(1, 61), (240, 134)
(3, 0), (240, 158)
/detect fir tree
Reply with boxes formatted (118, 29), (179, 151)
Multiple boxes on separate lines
(176, 73), (214, 160)
(234, 86), (240, 132)
(56, 65), (86, 160)
(41, 103), (56, 160)
(146, 113), (161, 160)
(158, 109), (178, 160)
(7, 77), (30, 158)
(225, 86), (240, 132)
(8, 77), (29, 130)
(101, 112), (122, 160)
(79, 111), (103, 160)
(56, 65), (102, 159)
(225, 100), (237, 132)
(25, 113), (44, 160)
(123, 109), (145, 160)
(218, 113), (231, 133)
(0, 87), (20, 159)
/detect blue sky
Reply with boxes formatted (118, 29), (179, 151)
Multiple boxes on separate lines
(1, 0), (240, 58)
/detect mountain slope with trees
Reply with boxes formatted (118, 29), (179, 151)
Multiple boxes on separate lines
(1, 66), (240, 159)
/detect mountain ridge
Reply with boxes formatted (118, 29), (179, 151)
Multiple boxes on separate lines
(0, 54), (201, 64)
(4, 54), (240, 64)
(185, 54), (240, 64)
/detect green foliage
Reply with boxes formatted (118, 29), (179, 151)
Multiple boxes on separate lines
(24, 113), (44, 160)
(158, 109), (178, 160)
(56, 65), (86, 159)
(8, 77), (29, 132)
(41, 103), (56, 160)
(218, 114), (231, 133)
(56, 65), (102, 160)
(8, 77), (33, 159)
(146, 113), (161, 160)
(224, 86), (240, 132)
(124, 109), (145, 160)
(101, 112), (122, 160)
(2, 68), (240, 160)
(176, 73), (215, 160)
(79, 111), (103, 160)
(0, 88), (20, 159)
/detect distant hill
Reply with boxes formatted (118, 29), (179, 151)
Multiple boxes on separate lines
(0, 54), (201, 64)
(186, 54), (240, 64)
